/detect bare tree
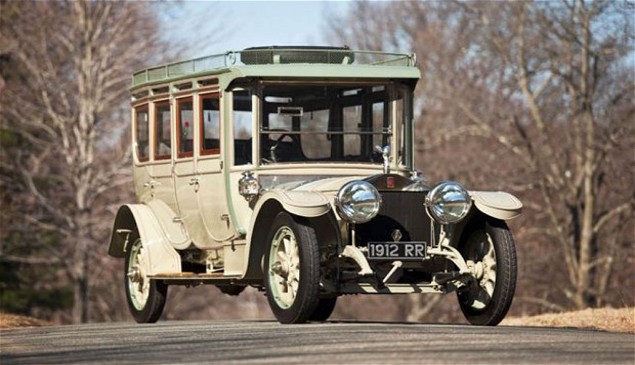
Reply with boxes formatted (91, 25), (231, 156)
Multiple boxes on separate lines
(436, 0), (635, 311)
(327, 0), (634, 319)
(0, 1), (164, 323)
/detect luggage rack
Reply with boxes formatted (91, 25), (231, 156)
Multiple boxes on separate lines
(132, 46), (417, 87)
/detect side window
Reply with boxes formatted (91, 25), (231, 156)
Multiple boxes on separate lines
(300, 109), (329, 159)
(233, 90), (252, 165)
(176, 97), (193, 158)
(134, 104), (149, 162)
(154, 100), (171, 160)
(342, 105), (362, 157)
(395, 87), (406, 166)
(373, 101), (388, 147)
(200, 94), (220, 155)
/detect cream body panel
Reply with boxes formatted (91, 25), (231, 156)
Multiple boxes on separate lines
(228, 168), (256, 235)
(195, 157), (235, 247)
(126, 204), (181, 275)
(148, 161), (178, 213)
(173, 156), (206, 247)
(145, 199), (190, 249)
(133, 164), (153, 202)
(470, 191), (523, 220)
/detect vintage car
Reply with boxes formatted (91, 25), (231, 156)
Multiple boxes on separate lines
(109, 46), (522, 325)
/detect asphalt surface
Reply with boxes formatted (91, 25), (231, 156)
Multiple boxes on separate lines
(1, 321), (633, 364)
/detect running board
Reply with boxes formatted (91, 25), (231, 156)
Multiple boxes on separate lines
(148, 272), (243, 284)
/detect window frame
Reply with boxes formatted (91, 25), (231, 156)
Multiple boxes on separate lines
(199, 93), (221, 156)
(175, 96), (194, 159)
(133, 103), (150, 163)
(153, 99), (172, 161)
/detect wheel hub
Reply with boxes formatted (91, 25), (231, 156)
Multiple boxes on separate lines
(271, 260), (289, 277)
(464, 233), (497, 310)
(127, 268), (142, 283)
(127, 241), (150, 310)
(467, 260), (484, 280)
(268, 226), (300, 309)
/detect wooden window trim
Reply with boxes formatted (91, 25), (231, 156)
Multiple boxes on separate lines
(196, 85), (221, 94)
(173, 89), (194, 99)
(197, 77), (219, 87)
(134, 104), (149, 163)
(154, 100), (172, 161)
(200, 93), (221, 156)
(176, 96), (194, 159)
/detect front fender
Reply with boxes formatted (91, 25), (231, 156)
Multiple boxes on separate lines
(108, 204), (181, 275)
(254, 190), (331, 219)
(470, 191), (523, 220)
(241, 190), (331, 281)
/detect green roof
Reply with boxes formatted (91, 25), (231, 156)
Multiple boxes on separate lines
(131, 47), (420, 90)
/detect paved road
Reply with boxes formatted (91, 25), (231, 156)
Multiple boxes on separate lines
(1, 321), (633, 364)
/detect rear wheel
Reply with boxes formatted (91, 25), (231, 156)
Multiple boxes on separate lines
(125, 238), (167, 323)
(264, 212), (320, 324)
(457, 219), (516, 326)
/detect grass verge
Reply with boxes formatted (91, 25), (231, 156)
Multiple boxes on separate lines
(502, 307), (634, 333)
(0, 312), (52, 329)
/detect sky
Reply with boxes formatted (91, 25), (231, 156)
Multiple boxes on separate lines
(160, 1), (353, 59)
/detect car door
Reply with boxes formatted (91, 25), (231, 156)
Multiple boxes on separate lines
(172, 95), (199, 250)
(192, 91), (236, 248)
(149, 98), (177, 213)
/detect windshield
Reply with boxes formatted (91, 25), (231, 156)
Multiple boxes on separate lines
(259, 83), (410, 165)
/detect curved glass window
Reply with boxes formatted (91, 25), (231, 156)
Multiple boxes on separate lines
(134, 104), (149, 162)
(154, 100), (171, 160)
(259, 83), (411, 165)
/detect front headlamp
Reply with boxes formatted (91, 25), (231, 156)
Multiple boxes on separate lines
(425, 181), (472, 224)
(238, 171), (260, 203)
(335, 180), (381, 224)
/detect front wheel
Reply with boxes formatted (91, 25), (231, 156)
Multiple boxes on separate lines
(125, 238), (167, 323)
(309, 297), (337, 322)
(264, 212), (320, 324)
(457, 219), (517, 326)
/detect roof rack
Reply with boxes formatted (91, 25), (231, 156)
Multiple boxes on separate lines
(132, 47), (417, 87)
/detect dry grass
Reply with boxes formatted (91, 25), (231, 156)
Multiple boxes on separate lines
(502, 307), (635, 333)
(0, 312), (52, 329)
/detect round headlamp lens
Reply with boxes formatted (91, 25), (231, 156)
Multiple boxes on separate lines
(425, 181), (472, 224)
(335, 180), (381, 224)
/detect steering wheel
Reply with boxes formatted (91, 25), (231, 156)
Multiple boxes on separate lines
(269, 131), (301, 163)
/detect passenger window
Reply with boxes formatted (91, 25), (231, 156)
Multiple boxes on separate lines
(373, 101), (388, 148)
(233, 90), (252, 165)
(176, 97), (193, 158)
(343, 105), (361, 157)
(134, 105), (149, 162)
(201, 94), (220, 155)
(154, 101), (171, 160)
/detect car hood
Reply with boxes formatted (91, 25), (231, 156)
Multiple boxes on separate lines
(260, 175), (367, 195)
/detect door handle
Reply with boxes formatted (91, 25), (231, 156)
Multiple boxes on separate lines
(189, 177), (200, 192)
(143, 180), (159, 188)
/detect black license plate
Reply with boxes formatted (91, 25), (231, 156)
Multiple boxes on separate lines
(367, 242), (427, 260)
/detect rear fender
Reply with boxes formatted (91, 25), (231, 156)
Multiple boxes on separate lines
(108, 204), (181, 275)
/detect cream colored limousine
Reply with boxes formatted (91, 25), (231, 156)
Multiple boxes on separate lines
(109, 47), (523, 325)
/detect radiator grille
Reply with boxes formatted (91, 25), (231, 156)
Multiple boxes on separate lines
(356, 191), (430, 245)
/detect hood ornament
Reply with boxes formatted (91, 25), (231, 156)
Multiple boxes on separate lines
(375, 145), (392, 174)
